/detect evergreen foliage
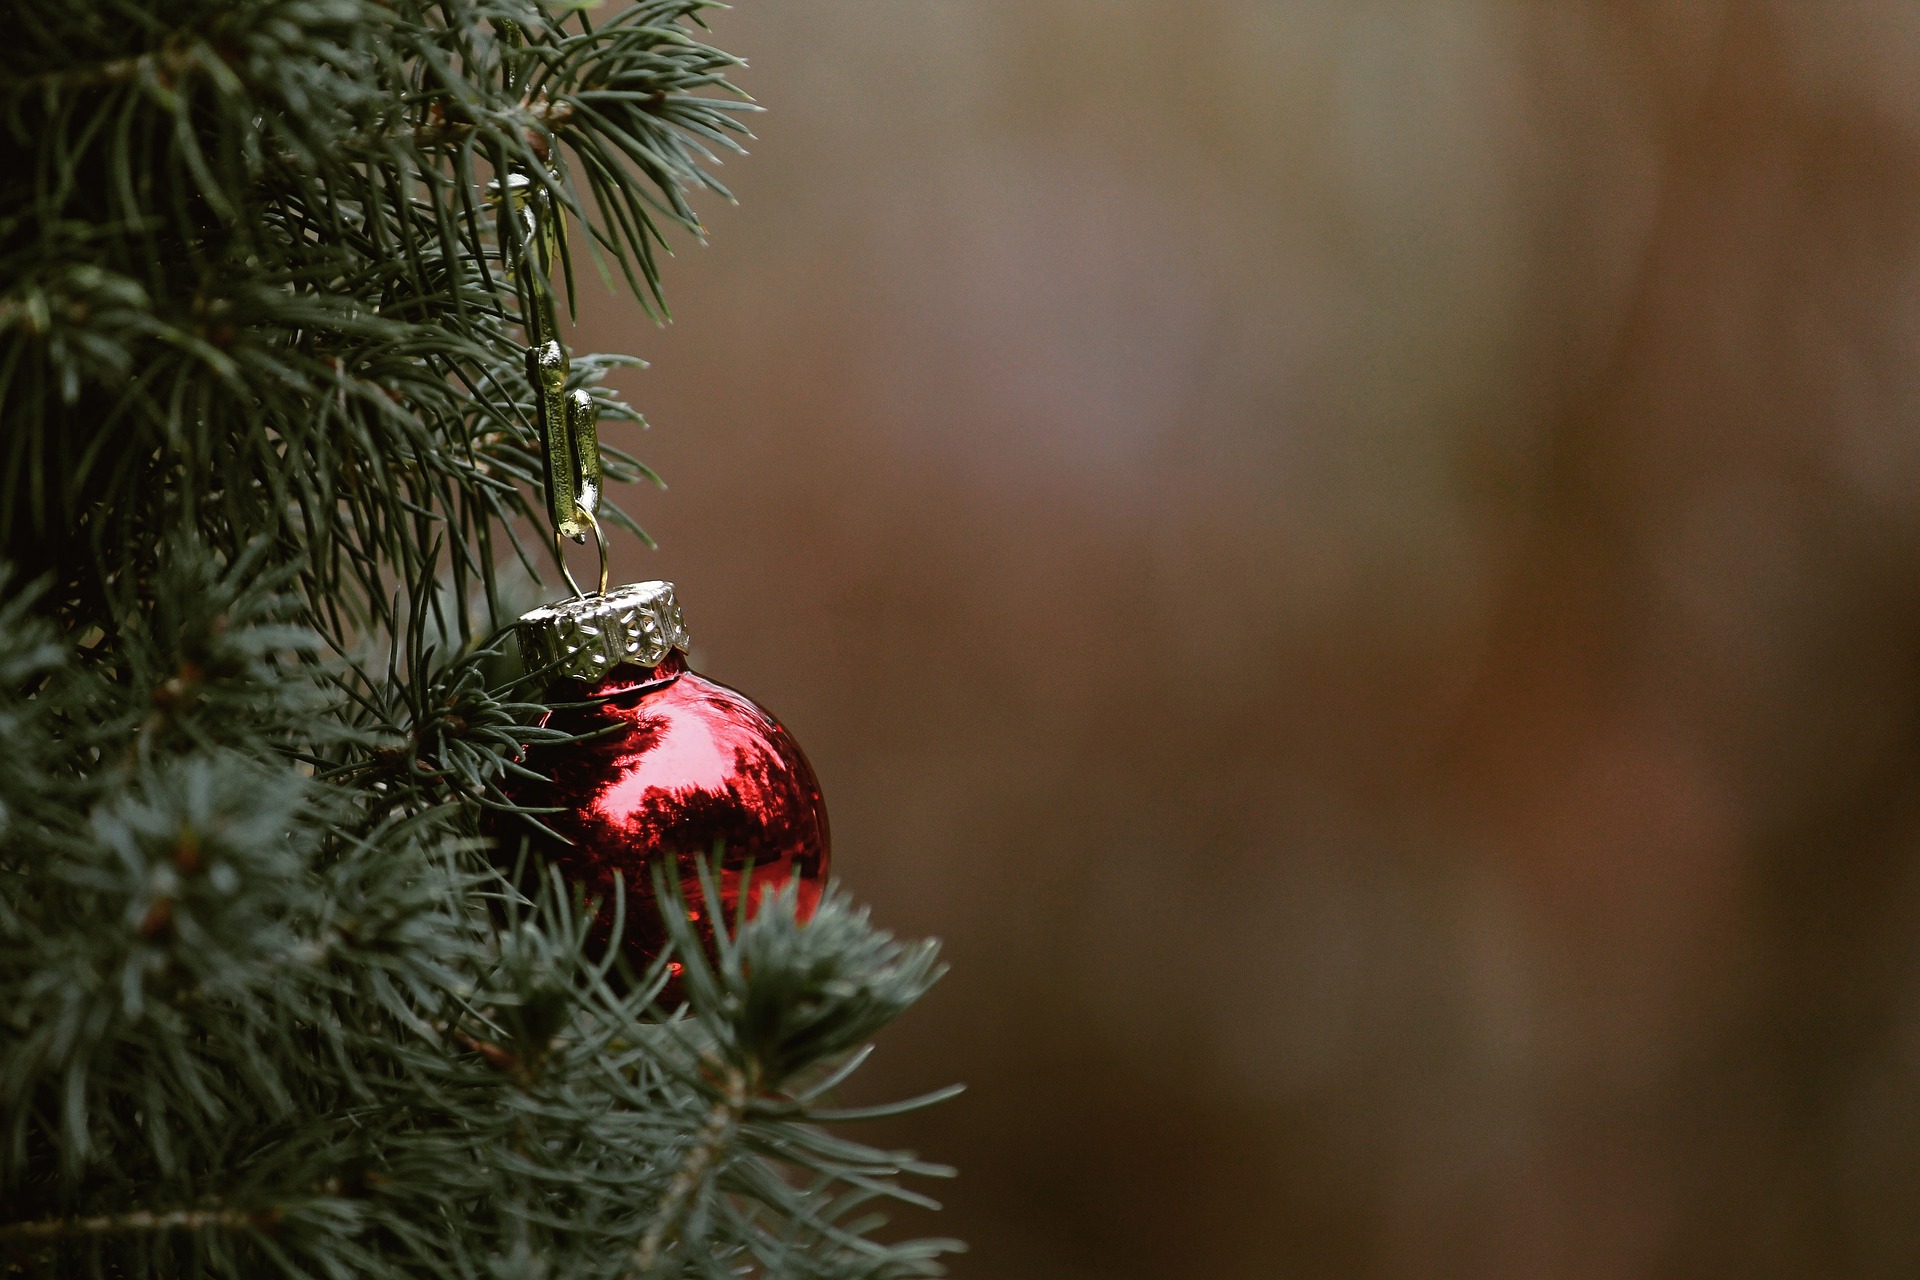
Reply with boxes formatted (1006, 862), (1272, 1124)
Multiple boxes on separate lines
(0, 3), (958, 1275)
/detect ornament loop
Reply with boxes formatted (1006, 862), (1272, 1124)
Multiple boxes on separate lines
(553, 506), (609, 601)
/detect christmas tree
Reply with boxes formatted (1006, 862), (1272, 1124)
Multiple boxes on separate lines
(0, 3), (959, 1276)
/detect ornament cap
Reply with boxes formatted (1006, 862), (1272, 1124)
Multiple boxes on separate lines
(517, 580), (691, 683)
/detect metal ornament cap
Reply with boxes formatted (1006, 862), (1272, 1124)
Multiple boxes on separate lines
(517, 580), (691, 684)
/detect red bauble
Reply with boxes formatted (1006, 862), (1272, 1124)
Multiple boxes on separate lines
(490, 584), (828, 983)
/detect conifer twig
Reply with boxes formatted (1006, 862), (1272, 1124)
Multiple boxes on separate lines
(0, 3), (956, 1273)
(0, 41), (204, 92)
(631, 1061), (749, 1274)
(0, 1207), (270, 1243)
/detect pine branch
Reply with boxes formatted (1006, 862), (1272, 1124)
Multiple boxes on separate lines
(0, 1206), (269, 1244)
(632, 1059), (748, 1274)
(0, 39), (208, 93)
(0, 4), (957, 1275)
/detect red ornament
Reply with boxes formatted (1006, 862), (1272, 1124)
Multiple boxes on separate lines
(490, 583), (828, 984)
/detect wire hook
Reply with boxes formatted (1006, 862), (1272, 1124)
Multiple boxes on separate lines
(553, 507), (608, 602)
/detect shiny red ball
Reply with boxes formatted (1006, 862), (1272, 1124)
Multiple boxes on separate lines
(491, 651), (828, 983)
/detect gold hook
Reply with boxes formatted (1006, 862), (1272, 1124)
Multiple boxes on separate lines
(500, 168), (604, 571)
(553, 507), (608, 602)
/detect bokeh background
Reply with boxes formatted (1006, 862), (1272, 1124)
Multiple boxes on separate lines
(570, 3), (1920, 1275)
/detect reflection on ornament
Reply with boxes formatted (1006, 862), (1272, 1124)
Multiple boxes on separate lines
(491, 588), (828, 988)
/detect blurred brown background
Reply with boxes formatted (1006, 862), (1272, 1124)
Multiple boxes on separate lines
(571, 3), (1920, 1275)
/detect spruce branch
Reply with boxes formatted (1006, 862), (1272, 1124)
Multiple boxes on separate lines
(1, 3), (957, 1275)
(632, 1059), (748, 1274)
(0, 1206), (269, 1244)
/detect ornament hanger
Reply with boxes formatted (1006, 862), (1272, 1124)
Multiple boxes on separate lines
(555, 506), (609, 602)
(498, 171), (606, 600)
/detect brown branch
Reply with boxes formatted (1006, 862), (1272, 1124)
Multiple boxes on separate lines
(0, 1206), (271, 1244)
(410, 97), (576, 153)
(0, 42), (203, 93)
(631, 1062), (748, 1274)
